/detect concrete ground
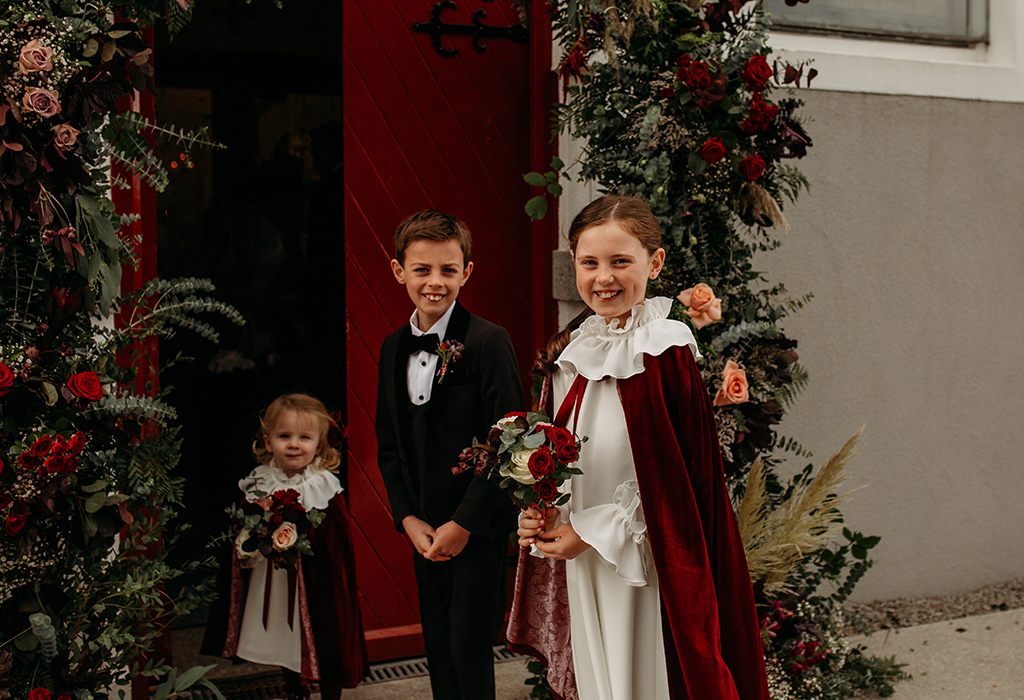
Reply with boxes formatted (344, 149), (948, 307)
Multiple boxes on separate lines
(853, 608), (1024, 699)
(175, 608), (1024, 699)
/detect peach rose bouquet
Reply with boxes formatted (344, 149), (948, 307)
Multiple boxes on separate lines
(228, 487), (325, 569)
(677, 283), (723, 329)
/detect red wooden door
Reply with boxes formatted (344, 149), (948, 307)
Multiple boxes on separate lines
(344, 0), (548, 661)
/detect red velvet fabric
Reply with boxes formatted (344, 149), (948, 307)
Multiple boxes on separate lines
(508, 346), (769, 700)
(202, 494), (369, 689)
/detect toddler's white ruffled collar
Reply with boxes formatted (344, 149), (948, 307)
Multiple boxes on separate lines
(556, 297), (700, 381)
(238, 460), (342, 510)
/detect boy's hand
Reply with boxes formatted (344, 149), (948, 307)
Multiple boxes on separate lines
(425, 520), (470, 561)
(402, 515), (437, 557)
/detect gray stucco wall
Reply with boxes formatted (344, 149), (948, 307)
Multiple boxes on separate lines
(757, 89), (1024, 601)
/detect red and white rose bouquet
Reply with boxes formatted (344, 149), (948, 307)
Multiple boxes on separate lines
(228, 486), (325, 570)
(455, 411), (587, 511)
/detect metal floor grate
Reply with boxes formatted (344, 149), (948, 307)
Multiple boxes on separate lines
(363, 644), (525, 685)
(187, 646), (527, 698)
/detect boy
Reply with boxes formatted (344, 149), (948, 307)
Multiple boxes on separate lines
(375, 210), (522, 700)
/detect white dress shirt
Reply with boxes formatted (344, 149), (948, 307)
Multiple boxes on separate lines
(406, 304), (456, 405)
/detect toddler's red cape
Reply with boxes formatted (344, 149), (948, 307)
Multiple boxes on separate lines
(201, 494), (369, 689)
(507, 346), (770, 700)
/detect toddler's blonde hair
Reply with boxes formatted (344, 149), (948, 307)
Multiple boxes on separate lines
(253, 393), (341, 472)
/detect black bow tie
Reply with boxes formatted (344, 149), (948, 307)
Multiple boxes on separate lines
(401, 332), (440, 355)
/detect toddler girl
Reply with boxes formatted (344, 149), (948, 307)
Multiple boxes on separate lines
(203, 394), (367, 700)
(507, 196), (769, 700)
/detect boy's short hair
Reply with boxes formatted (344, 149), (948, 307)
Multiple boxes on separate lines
(393, 210), (472, 266)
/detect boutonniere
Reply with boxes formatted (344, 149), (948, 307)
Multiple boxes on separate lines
(435, 340), (465, 384)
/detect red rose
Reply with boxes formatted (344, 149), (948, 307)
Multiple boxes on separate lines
(659, 86), (675, 99)
(533, 480), (560, 503)
(0, 492), (11, 509)
(5, 513), (28, 536)
(741, 55), (774, 92)
(740, 155), (766, 181)
(20, 452), (41, 468)
(66, 371), (103, 402)
(554, 442), (579, 463)
(67, 431), (88, 453)
(505, 412), (528, 419)
(541, 425), (573, 448)
(51, 436), (70, 454)
(0, 362), (14, 396)
(29, 435), (53, 457)
(699, 137), (727, 165)
(528, 446), (555, 479)
(741, 93), (779, 134)
(272, 489), (300, 507)
(27, 688), (50, 700)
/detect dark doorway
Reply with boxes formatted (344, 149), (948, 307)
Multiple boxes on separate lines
(153, 0), (342, 626)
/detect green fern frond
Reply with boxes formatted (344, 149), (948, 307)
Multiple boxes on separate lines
(774, 362), (809, 410)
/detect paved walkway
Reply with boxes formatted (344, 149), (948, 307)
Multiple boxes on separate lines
(176, 608), (1024, 699)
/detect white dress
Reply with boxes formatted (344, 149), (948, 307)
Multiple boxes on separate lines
(235, 463), (343, 671)
(549, 297), (699, 700)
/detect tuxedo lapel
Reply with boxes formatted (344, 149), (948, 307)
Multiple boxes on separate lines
(431, 302), (471, 401)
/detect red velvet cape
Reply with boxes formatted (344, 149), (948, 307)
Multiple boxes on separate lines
(201, 494), (369, 689)
(508, 346), (769, 700)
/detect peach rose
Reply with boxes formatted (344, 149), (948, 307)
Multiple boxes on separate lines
(714, 360), (749, 407)
(19, 40), (54, 74)
(252, 497), (273, 511)
(22, 88), (61, 118)
(271, 522), (298, 551)
(52, 123), (79, 150)
(676, 283), (722, 329)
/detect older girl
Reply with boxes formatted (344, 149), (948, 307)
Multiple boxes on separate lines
(508, 196), (769, 700)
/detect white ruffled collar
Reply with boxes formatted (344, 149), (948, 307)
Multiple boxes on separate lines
(238, 461), (342, 510)
(556, 297), (700, 381)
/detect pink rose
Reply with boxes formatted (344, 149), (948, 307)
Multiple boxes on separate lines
(19, 40), (54, 74)
(23, 88), (61, 118)
(714, 360), (750, 407)
(252, 497), (273, 511)
(271, 522), (298, 551)
(52, 124), (80, 151)
(676, 283), (723, 329)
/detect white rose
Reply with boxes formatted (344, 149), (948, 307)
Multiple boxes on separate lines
(235, 529), (261, 561)
(500, 448), (537, 485)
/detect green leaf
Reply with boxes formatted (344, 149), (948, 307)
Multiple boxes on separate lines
(40, 382), (58, 406)
(544, 171), (558, 183)
(523, 172), (547, 187)
(522, 432), (546, 449)
(85, 490), (108, 513)
(550, 156), (564, 170)
(688, 151), (706, 175)
(525, 195), (548, 221)
(175, 665), (216, 690)
(83, 515), (99, 538)
(83, 38), (99, 57)
(197, 679), (227, 700)
(82, 480), (109, 493)
(14, 631), (39, 651)
(547, 183), (563, 196)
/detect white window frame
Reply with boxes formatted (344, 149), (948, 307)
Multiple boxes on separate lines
(769, 0), (1024, 103)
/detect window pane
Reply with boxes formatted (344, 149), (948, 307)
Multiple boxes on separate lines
(764, 0), (985, 42)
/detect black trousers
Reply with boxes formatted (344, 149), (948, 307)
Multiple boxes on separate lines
(412, 534), (509, 700)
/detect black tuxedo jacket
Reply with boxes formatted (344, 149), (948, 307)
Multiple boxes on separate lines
(375, 302), (522, 538)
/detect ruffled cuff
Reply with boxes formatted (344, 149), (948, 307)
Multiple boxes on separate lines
(569, 481), (651, 586)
